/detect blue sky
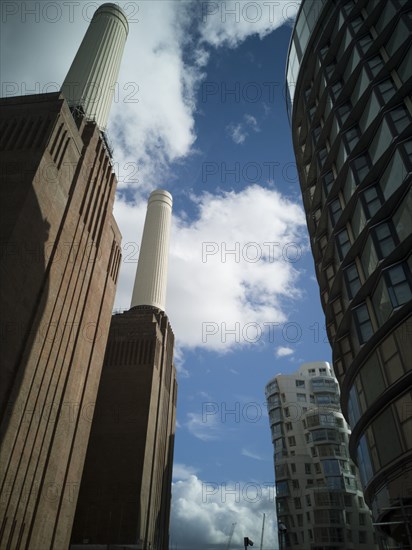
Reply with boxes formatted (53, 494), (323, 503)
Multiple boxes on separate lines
(1, 1), (332, 547)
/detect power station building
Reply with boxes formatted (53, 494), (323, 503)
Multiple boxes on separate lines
(266, 362), (378, 549)
(286, 0), (411, 546)
(70, 191), (177, 550)
(0, 5), (128, 548)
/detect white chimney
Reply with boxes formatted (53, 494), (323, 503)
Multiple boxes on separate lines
(61, 3), (128, 131)
(131, 190), (173, 312)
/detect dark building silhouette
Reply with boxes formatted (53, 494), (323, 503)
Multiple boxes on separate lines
(71, 190), (177, 550)
(286, 0), (411, 546)
(0, 91), (122, 549)
(70, 307), (177, 550)
(0, 4), (128, 548)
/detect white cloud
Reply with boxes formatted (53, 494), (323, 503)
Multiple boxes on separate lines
(110, 1), (201, 189)
(171, 474), (277, 549)
(173, 463), (200, 480)
(200, 0), (300, 48)
(241, 448), (264, 461)
(244, 114), (260, 132)
(275, 346), (294, 357)
(114, 185), (306, 354)
(226, 114), (261, 144)
(227, 122), (248, 144)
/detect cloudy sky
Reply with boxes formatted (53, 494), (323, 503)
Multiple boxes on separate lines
(1, 1), (332, 547)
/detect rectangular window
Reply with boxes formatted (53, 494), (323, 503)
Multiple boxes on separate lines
(377, 78), (396, 104)
(373, 222), (397, 258)
(306, 494), (312, 506)
(367, 54), (384, 77)
(288, 436), (296, 446)
(336, 228), (351, 260)
(361, 185), (383, 218)
(297, 393), (307, 402)
(331, 80), (343, 100)
(294, 497), (302, 509)
(291, 463), (296, 473)
(389, 105), (411, 134)
(286, 422), (293, 431)
(292, 479), (300, 489)
(329, 197), (342, 224)
(344, 263), (361, 299)
(358, 33), (373, 53)
(336, 101), (352, 125)
(351, 153), (371, 184)
(353, 303), (374, 344)
(323, 171), (335, 194)
(343, 125), (360, 152)
(296, 379), (305, 387)
(385, 263), (412, 307)
(305, 463), (311, 474)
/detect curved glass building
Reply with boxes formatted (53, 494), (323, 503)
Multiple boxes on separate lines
(286, 0), (412, 546)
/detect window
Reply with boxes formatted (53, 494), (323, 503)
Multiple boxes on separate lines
(286, 422), (293, 431)
(329, 197), (342, 224)
(309, 368), (316, 376)
(385, 264), (412, 307)
(291, 463), (296, 473)
(361, 185), (383, 218)
(350, 15), (363, 32)
(377, 78), (397, 104)
(367, 54), (384, 77)
(359, 513), (366, 526)
(284, 407), (290, 417)
(358, 496), (364, 507)
(343, 125), (360, 152)
(372, 222), (397, 258)
(389, 105), (411, 134)
(344, 494), (352, 507)
(306, 494), (312, 506)
(292, 479), (300, 489)
(312, 125), (322, 144)
(297, 514), (303, 526)
(353, 303), (373, 344)
(297, 393), (307, 402)
(358, 33), (373, 53)
(277, 480), (289, 496)
(344, 263), (361, 299)
(294, 497), (302, 509)
(323, 171), (335, 194)
(351, 153), (370, 183)
(331, 80), (343, 100)
(337, 101), (352, 124)
(305, 463), (311, 474)
(359, 531), (367, 544)
(315, 463), (321, 474)
(336, 229), (351, 260)
(288, 436), (296, 446)
(296, 379), (305, 387)
(318, 147), (328, 167)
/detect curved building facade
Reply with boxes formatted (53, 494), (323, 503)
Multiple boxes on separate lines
(266, 362), (378, 549)
(286, 0), (411, 546)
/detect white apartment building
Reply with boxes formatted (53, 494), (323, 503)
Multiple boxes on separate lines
(266, 362), (379, 549)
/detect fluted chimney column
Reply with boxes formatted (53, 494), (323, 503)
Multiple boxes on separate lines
(61, 3), (129, 130)
(131, 190), (173, 312)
